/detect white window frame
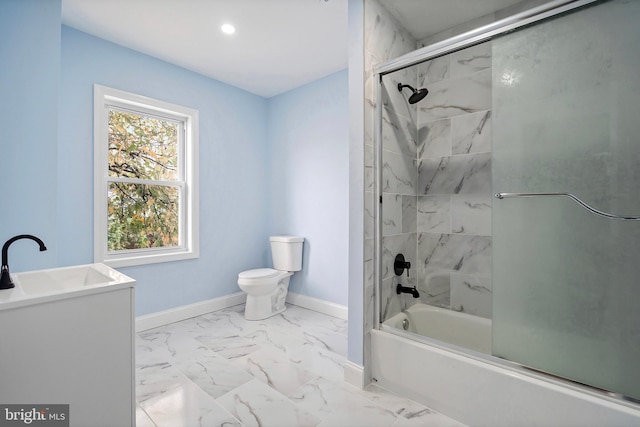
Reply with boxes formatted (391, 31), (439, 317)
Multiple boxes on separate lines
(94, 85), (199, 267)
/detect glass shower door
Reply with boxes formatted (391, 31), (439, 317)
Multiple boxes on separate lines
(492, 0), (640, 399)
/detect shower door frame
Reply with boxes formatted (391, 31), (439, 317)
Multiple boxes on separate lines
(371, 0), (614, 385)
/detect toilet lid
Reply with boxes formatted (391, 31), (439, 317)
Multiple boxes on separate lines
(238, 268), (280, 280)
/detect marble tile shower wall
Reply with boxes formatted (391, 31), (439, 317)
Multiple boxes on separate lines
(363, 0), (417, 370)
(416, 43), (493, 318)
(366, 1), (495, 326)
(379, 67), (418, 321)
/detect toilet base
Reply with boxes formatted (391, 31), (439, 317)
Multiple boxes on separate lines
(242, 276), (291, 320)
(244, 295), (287, 320)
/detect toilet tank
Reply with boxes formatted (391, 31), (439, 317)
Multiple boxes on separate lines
(270, 236), (304, 271)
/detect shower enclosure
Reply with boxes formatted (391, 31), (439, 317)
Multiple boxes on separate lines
(374, 0), (640, 402)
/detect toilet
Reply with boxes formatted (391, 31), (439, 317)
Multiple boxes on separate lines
(237, 235), (304, 320)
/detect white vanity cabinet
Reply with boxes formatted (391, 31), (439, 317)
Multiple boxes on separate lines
(0, 264), (135, 427)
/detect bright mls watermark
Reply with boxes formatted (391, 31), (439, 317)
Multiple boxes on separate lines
(0, 405), (68, 426)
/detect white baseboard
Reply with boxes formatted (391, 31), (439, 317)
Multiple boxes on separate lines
(136, 292), (246, 332)
(285, 292), (348, 320)
(136, 291), (347, 331)
(344, 360), (365, 389)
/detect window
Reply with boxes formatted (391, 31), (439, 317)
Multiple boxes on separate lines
(94, 85), (199, 267)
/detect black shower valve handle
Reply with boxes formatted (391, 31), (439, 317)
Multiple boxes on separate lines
(394, 254), (411, 277)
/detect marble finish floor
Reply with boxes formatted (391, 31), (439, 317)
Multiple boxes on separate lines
(135, 304), (466, 427)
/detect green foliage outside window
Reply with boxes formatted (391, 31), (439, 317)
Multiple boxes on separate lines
(107, 109), (181, 251)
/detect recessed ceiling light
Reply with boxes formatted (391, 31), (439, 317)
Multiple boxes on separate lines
(221, 24), (236, 35)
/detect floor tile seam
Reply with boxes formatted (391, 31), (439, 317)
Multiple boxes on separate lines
(285, 374), (406, 423)
(137, 352), (206, 371)
(248, 321), (310, 338)
(285, 372), (325, 398)
(298, 334), (347, 356)
(221, 379), (324, 427)
(244, 354), (322, 397)
(179, 335), (258, 361)
(333, 381), (412, 422)
(212, 378), (276, 410)
(172, 341), (246, 366)
(172, 351), (258, 398)
(191, 334), (248, 354)
(162, 368), (241, 409)
(294, 399), (401, 427)
(187, 325), (348, 376)
(137, 323), (178, 336)
(289, 347), (348, 380)
(143, 327), (338, 360)
(359, 383), (442, 420)
(188, 307), (341, 338)
(135, 403), (158, 427)
(142, 376), (245, 427)
(135, 362), (201, 405)
(194, 387), (245, 427)
(247, 343), (337, 378)
(134, 358), (173, 371)
(136, 331), (206, 353)
(282, 375), (341, 424)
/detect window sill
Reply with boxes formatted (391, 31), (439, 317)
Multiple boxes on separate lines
(99, 249), (199, 268)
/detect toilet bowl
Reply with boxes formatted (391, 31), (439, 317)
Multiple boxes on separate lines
(238, 269), (293, 320)
(237, 236), (304, 320)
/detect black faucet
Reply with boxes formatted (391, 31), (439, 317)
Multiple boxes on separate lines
(396, 283), (419, 298)
(1, 235), (47, 289)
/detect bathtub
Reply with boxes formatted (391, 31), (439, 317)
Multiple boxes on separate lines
(383, 303), (491, 354)
(372, 314), (640, 426)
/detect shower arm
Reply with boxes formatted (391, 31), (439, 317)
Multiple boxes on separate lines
(494, 192), (640, 221)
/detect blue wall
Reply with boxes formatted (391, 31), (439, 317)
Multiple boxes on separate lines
(0, 0), (61, 272)
(59, 27), (270, 315)
(268, 71), (349, 306)
(1, 4), (350, 316)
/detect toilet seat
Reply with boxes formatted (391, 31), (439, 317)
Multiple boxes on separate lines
(238, 268), (280, 280)
(237, 268), (291, 287)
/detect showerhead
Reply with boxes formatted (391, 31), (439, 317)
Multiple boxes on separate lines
(397, 83), (429, 104)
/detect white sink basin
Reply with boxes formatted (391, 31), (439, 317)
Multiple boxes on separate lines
(0, 263), (135, 310)
(15, 265), (113, 293)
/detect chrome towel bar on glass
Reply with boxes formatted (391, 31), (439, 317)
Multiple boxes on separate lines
(494, 192), (640, 221)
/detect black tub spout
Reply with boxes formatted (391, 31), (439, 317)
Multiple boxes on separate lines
(1, 235), (47, 289)
(396, 283), (419, 298)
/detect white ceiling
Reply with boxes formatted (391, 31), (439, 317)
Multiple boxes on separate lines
(61, 0), (348, 98)
(61, 0), (534, 98)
